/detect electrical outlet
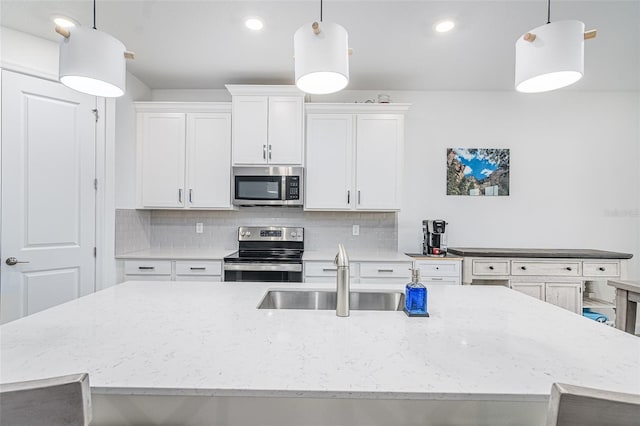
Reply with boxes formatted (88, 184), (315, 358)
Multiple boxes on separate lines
(352, 225), (360, 236)
(196, 223), (203, 234)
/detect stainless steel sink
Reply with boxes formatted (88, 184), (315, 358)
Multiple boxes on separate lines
(257, 290), (405, 311)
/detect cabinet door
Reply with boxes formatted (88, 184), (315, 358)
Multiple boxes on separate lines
(305, 114), (354, 209)
(268, 96), (303, 164)
(232, 96), (268, 164)
(545, 282), (582, 314)
(511, 282), (545, 300)
(186, 113), (232, 208)
(355, 114), (403, 210)
(139, 113), (186, 207)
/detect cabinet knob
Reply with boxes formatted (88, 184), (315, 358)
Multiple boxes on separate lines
(520, 266), (526, 270)
(566, 267), (572, 271)
(489, 266), (494, 270)
(599, 267), (605, 271)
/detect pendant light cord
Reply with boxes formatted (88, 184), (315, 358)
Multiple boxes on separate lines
(547, 0), (551, 24)
(320, 0), (323, 22)
(93, 0), (97, 29)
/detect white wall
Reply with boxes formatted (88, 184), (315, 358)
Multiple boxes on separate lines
(114, 74), (151, 208)
(0, 26), (58, 79)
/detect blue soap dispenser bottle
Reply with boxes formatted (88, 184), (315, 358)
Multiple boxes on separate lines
(404, 268), (429, 317)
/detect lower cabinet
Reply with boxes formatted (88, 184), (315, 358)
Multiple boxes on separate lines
(304, 261), (412, 284)
(413, 259), (462, 285)
(123, 260), (222, 282)
(510, 281), (583, 314)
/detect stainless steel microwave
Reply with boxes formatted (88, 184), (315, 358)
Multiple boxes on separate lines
(232, 166), (303, 206)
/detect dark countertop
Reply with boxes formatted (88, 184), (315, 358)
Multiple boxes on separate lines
(447, 248), (634, 259)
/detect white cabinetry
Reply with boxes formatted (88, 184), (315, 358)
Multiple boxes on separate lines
(226, 85), (304, 165)
(304, 260), (412, 284)
(123, 259), (223, 282)
(305, 104), (409, 211)
(460, 256), (628, 315)
(511, 281), (582, 314)
(135, 102), (232, 209)
(413, 258), (462, 285)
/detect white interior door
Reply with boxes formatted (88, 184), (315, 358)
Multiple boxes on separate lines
(1, 70), (96, 324)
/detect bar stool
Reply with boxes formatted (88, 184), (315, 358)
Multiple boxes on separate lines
(0, 373), (91, 426)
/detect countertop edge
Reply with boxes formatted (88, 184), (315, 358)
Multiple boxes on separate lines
(91, 386), (549, 402)
(447, 248), (633, 259)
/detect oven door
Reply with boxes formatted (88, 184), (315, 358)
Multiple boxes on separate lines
(224, 262), (303, 282)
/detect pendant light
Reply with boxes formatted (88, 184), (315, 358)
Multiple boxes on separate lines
(56, 0), (133, 98)
(515, 0), (597, 93)
(294, 0), (350, 94)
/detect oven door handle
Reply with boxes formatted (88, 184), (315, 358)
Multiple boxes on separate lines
(223, 263), (302, 272)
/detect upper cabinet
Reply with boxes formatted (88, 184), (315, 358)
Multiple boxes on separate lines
(135, 102), (232, 209)
(226, 85), (304, 166)
(305, 103), (410, 211)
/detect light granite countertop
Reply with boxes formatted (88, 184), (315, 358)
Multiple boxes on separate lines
(447, 248), (633, 259)
(302, 250), (413, 262)
(115, 248), (236, 260)
(1, 281), (639, 401)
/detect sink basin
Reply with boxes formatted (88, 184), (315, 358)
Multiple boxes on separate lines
(257, 290), (405, 311)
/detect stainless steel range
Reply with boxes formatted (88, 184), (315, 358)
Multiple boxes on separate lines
(223, 226), (304, 282)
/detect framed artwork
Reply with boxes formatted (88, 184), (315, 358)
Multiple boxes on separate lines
(446, 148), (510, 196)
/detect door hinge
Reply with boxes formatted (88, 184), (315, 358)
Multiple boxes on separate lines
(93, 247), (97, 257)
(91, 108), (99, 122)
(94, 178), (98, 190)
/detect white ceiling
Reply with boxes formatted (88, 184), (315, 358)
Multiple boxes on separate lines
(1, 1), (639, 91)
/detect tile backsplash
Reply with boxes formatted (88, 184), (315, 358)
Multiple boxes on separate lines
(115, 208), (397, 254)
(115, 209), (152, 254)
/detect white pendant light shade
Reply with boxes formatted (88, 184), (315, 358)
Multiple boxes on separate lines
(515, 20), (585, 93)
(294, 21), (349, 94)
(59, 26), (126, 98)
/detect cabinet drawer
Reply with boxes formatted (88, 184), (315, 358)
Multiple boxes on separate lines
(423, 277), (461, 285)
(304, 262), (357, 277)
(124, 260), (172, 275)
(415, 260), (460, 277)
(511, 261), (580, 276)
(359, 262), (411, 278)
(472, 260), (510, 276)
(175, 260), (222, 276)
(582, 261), (620, 277)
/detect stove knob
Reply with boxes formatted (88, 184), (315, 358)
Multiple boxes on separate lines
(246, 231), (251, 237)
(240, 231), (246, 237)
(291, 232), (297, 238)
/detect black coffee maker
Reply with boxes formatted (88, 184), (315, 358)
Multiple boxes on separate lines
(422, 220), (448, 257)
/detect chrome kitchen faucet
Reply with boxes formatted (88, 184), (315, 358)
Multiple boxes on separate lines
(335, 244), (350, 317)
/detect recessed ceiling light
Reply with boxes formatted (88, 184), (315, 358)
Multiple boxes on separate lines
(435, 20), (455, 33)
(52, 15), (78, 28)
(245, 17), (264, 31)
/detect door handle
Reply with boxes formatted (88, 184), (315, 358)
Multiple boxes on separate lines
(6, 257), (30, 266)
(347, 190), (350, 204)
(189, 189), (193, 204)
(358, 190), (361, 205)
(263, 144), (267, 159)
(178, 188), (183, 203)
(268, 144), (272, 160)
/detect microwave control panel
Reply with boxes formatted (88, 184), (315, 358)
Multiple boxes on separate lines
(285, 176), (300, 200)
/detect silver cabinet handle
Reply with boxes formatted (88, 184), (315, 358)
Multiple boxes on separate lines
(431, 277), (443, 281)
(268, 144), (272, 160)
(347, 190), (350, 204)
(263, 144), (267, 159)
(5, 257), (30, 266)
(190, 267), (206, 271)
(358, 190), (361, 205)
(138, 266), (155, 270)
(378, 269), (394, 273)
(178, 188), (183, 203)
(189, 189), (193, 204)
(322, 268), (338, 272)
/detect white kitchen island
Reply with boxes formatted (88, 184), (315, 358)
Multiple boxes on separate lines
(1, 281), (639, 425)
